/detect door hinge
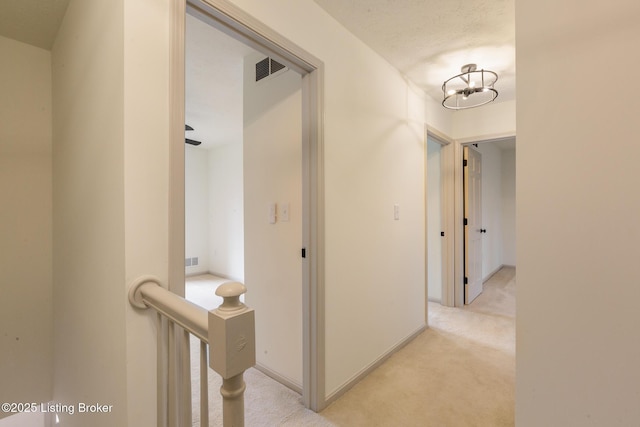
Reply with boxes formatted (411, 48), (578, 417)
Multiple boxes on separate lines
(440, 231), (445, 237)
(464, 218), (468, 226)
(301, 248), (306, 258)
(464, 276), (468, 285)
(463, 159), (468, 167)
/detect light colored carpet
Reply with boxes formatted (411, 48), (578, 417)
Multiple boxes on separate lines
(185, 274), (231, 310)
(187, 267), (516, 426)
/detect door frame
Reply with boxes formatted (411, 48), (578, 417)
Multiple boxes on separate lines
(426, 127), (455, 307)
(452, 134), (515, 307)
(167, 0), (326, 411)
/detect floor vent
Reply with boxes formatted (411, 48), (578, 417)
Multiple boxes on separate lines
(255, 57), (288, 82)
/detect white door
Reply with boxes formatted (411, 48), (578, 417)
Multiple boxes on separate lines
(464, 146), (483, 303)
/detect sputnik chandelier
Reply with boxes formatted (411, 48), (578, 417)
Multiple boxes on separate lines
(442, 64), (498, 110)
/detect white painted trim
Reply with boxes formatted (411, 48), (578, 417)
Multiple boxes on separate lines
(453, 139), (465, 307)
(254, 363), (303, 395)
(441, 142), (455, 307)
(323, 325), (427, 407)
(301, 64), (327, 412)
(184, 270), (241, 281)
(168, 4), (187, 427)
(427, 127), (455, 307)
(483, 264), (516, 282)
(172, 0), (326, 412)
(423, 124), (429, 318)
(169, 0), (186, 299)
(483, 264), (504, 283)
(456, 132), (516, 145)
(427, 126), (455, 146)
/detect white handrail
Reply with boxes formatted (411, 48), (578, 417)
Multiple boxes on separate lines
(129, 276), (208, 343)
(129, 276), (255, 427)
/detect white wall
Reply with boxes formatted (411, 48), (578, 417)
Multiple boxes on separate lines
(452, 99), (516, 141)
(243, 53), (303, 387)
(0, 35), (52, 416)
(228, 0), (428, 397)
(208, 142), (244, 281)
(123, 2), (171, 425)
(475, 143), (503, 279)
(426, 93), (453, 137)
(185, 145), (209, 275)
(427, 137), (443, 302)
(501, 149), (516, 266)
(516, 0), (640, 425)
(52, 0), (128, 425)
(52, 0), (170, 426)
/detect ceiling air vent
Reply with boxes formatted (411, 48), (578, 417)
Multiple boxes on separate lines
(255, 57), (288, 82)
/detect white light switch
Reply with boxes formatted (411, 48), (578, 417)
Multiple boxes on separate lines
(281, 203), (290, 222)
(268, 203), (277, 224)
(394, 204), (400, 220)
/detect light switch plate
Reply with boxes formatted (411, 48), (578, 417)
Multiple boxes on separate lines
(281, 203), (290, 222)
(268, 203), (277, 224)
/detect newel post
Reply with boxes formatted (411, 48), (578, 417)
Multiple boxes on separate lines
(208, 282), (255, 427)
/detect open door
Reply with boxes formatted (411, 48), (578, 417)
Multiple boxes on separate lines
(464, 146), (483, 303)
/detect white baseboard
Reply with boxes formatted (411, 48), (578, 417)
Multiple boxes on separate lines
(482, 264), (517, 283)
(324, 324), (427, 407)
(482, 265), (502, 283)
(185, 270), (242, 282)
(254, 363), (303, 395)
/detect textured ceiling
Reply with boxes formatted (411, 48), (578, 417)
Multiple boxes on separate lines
(0, 0), (70, 50)
(312, 0), (515, 104)
(3, 0), (515, 150)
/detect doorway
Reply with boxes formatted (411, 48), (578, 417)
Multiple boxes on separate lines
(183, 13), (251, 282)
(169, 0), (326, 411)
(183, 11), (305, 391)
(426, 133), (445, 303)
(426, 128), (455, 306)
(454, 138), (516, 306)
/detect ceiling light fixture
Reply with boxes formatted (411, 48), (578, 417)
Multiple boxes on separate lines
(442, 64), (498, 110)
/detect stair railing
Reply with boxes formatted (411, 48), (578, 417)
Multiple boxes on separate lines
(129, 276), (255, 427)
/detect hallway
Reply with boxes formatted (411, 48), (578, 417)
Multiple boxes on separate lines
(188, 267), (516, 426)
(321, 266), (515, 426)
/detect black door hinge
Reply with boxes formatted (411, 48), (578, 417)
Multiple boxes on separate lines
(464, 276), (468, 285)
(440, 231), (445, 237)
(463, 159), (468, 167)
(301, 248), (306, 258)
(464, 218), (468, 226)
